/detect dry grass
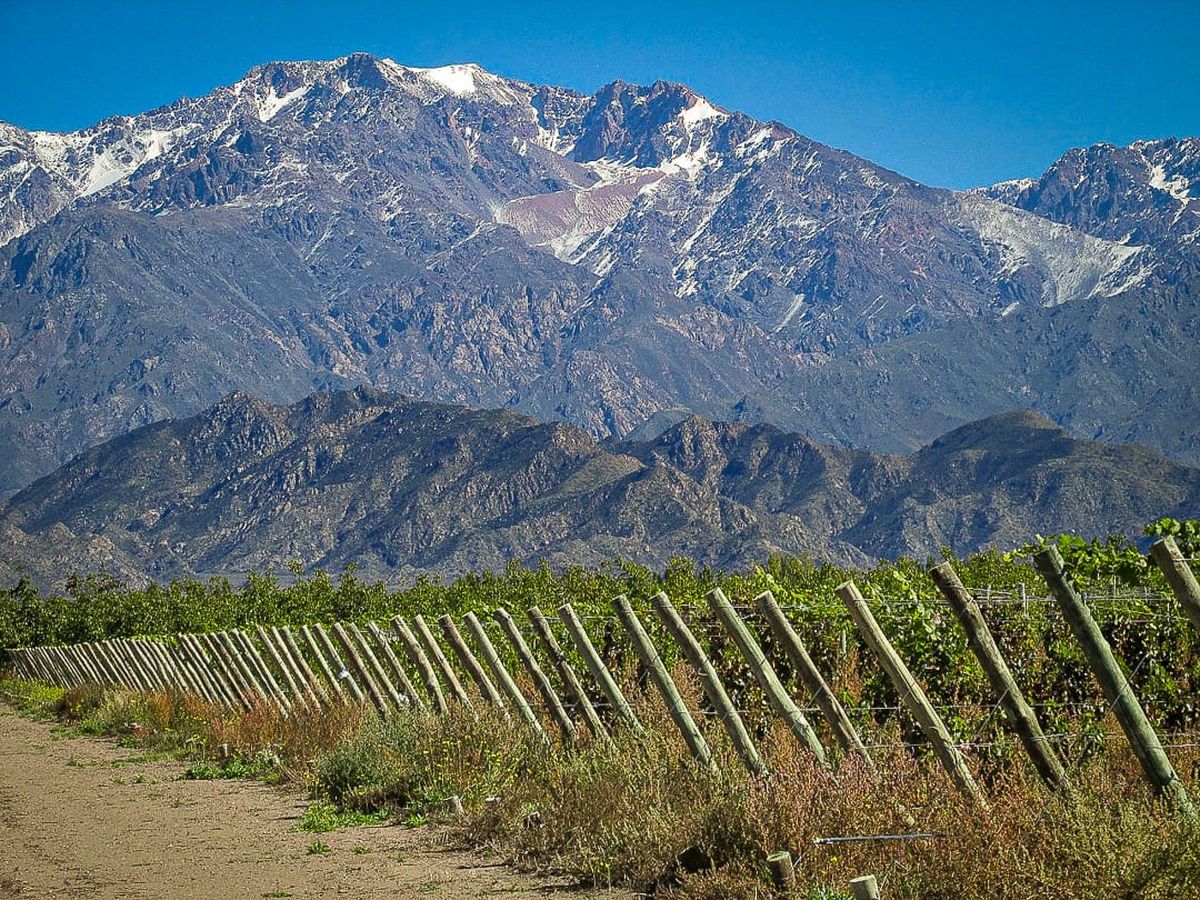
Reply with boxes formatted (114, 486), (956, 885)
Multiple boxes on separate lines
(9, 675), (1200, 897)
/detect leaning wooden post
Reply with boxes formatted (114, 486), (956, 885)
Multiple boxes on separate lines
(89, 642), (122, 686)
(1151, 537), (1200, 634)
(494, 608), (576, 742)
(463, 612), (547, 742)
(412, 615), (472, 708)
(347, 622), (407, 710)
(1035, 547), (1195, 817)
(278, 627), (328, 707)
(755, 591), (873, 768)
(267, 626), (319, 709)
(104, 639), (141, 689)
(363, 621), (422, 710)
(313, 624), (366, 704)
(201, 633), (255, 710)
(528, 606), (607, 740)
(234, 630), (292, 713)
(708, 588), (827, 765)
(388, 618), (444, 712)
(838, 581), (988, 809)
(126, 639), (164, 690)
(931, 562), (1068, 791)
(558, 603), (641, 732)
(216, 631), (272, 709)
(181, 634), (237, 708)
(438, 614), (506, 710)
(256, 626), (308, 709)
(613, 595), (713, 768)
(652, 592), (767, 777)
(302, 625), (350, 702)
(331, 622), (391, 715)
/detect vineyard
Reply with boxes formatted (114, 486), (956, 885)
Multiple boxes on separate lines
(4, 519), (1200, 898)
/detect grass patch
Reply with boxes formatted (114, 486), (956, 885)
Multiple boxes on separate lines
(306, 839), (331, 855)
(299, 800), (389, 833)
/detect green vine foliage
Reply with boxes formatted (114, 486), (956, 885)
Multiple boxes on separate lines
(4, 519), (1200, 760)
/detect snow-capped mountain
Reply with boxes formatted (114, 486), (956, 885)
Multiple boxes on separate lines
(0, 54), (1196, 496)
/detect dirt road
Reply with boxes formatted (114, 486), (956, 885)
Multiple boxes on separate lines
(0, 704), (625, 898)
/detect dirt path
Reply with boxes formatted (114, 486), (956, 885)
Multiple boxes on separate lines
(0, 704), (626, 899)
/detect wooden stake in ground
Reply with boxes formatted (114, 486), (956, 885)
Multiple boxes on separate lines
(930, 562), (1068, 791)
(412, 615), (472, 708)
(755, 591), (873, 769)
(837, 581), (987, 809)
(493, 608), (576, 742)
(707, 588), (827, 765)
(463, 612), (547, 742)
(390, 617), (446, 713)
(1035, 547), (1195, 818)
(558, 603), (640, 732)
(651, 591), (767, 777)
(310, 624), (363, 703)
(234, 630), (292, 714)
(331, 623), (391, 715)
(1151, 536), (1200, 634)
(850, 874), (881, 900)
(255, 626), (308, 709)
(438, 614), (506, 710)
(528, 606), (607, 740)
(363, 621), (422, 710)
(612, 595), (712, 768)
(277, 627), (328, 708)
(296, 625), (343, 702)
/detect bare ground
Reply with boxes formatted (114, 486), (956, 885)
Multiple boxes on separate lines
(0, 704), (628, 899)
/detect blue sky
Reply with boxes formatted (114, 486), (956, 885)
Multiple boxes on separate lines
(2, 0), (1198, 189)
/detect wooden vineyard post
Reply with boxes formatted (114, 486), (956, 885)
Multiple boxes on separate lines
(612, 595), (713, 769)
(755, 591), (873, 768)
(1151, 537), (1200, 633)
(105, 639), (142, 690)
(363, 621), (422, 710)
(234, 630), (292, 713)
(493, 608), (576, 742)
(256, 626), (308, 709)
(767, 850), (795, 892)
(651, 592), (767, 777)
(1035, 547), (1195, 817)
(312, 624), (365, 704)
(202, 633), (255, 710)
(463, 612), (547, 742)
(707, 588), (827, 765)
(528, 606), (607, 740)
(930, 562), (1068, 790)
(215, 631), (269, 708)
(331, 623), (391, 715)
(390, 618), (446, 713)
(850, 874), (882, 900)
(413, 615), (471, 708)
(277, 627), (327, 708)
(558, 603), (641, 732)
(266, 626), (319, 709)
(182, 634), (238, 708)
(837, 581), (987, 809)
(350, 622), (409, 710)
(439, 614), (506, 710)
(298, 625), (344, 702)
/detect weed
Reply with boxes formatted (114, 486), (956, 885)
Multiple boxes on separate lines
(306, 839), (331, 855)
(298, 800), (388, 833)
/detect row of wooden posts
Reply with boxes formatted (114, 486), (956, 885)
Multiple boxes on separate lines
(7, 538), (1200, 819)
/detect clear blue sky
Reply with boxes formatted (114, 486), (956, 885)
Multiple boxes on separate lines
(2, 0), (1198, 189)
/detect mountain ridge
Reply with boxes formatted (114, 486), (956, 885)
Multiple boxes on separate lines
(1, 54), (1197, 499)
(3, 388), (1196, 590)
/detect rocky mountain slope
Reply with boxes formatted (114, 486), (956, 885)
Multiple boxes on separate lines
(2, 388), (1196, 588)
(0, 55), (1197, 498)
